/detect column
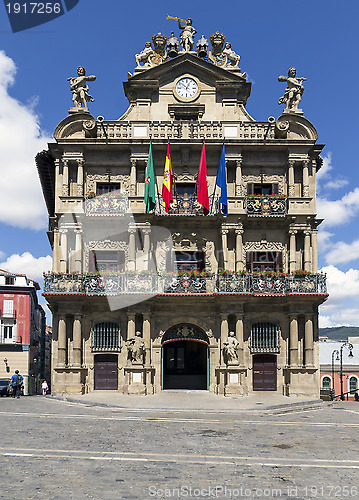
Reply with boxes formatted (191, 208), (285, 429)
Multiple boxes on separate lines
(289, 229), (297, 273)
(58, 315), (67, 367)
(143, 312), (151, 365)
(221, 228), (229, 271)
(142, 227), (151, 271)
(302, 159), (310, 197)
(235, 228), (244, 271)
(127, 313), (136, 341)
(288, 160), (295, 197)
(128, 226), (136, 271)
(304, 315), (314, 367)
(289, 315), (299, 367)
(62, 159), (69, 196)
(53, 229), (60, 273)
(72, 315), (82, 368)
(311, 229), (318, 273)
(59, 229), (68, 273)
(220, 313), (228, 364)
(235, 156), (243, 196)
(235, 313), (244, 365)
(77, 159), (84, 197)
(303, 230), (311, 272)
(130, 159), (137, 196)
(74, 228), (82, 273)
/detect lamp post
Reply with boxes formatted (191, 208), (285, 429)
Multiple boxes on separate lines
(331, 349), (339, 400)
(339, 342), (354, 401)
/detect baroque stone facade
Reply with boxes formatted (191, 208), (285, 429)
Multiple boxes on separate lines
(37, 25), (327, 397)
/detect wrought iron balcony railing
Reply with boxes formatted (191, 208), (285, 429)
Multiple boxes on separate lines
(156, 194), (220, 215)
(43, 272), (327, 296)
(245, 196), (287, 216)
(85, 193), (129, 216)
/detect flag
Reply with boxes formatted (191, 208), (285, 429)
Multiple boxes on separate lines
(162, 143), (173, 213)
(215, 143), (228, 215)
(144, 142), (156, 213)
(196, 142), (209, 215)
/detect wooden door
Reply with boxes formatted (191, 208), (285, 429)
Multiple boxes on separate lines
(252, 354), (277, 391)
(94, 354), (118, 390)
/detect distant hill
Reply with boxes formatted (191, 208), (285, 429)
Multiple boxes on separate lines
(319, 326), (359, 341)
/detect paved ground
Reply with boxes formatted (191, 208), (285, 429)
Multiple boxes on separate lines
(0, 395), (358, 499)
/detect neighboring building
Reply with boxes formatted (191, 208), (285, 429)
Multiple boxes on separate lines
(37, 25), (327, 397)
(0, 269), (46, 394)
(320, 340), (359, 400)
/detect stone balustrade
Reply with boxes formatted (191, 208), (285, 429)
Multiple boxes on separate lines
(96, 121), (275, 141)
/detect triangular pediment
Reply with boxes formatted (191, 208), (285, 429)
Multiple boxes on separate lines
(123, 52), (251, 104)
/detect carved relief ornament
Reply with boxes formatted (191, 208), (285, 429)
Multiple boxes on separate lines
(86, 174), (130, 194)
(85, 240), (129, 270)
(243, 241), (286, 268)
(242, 174), (285, 195)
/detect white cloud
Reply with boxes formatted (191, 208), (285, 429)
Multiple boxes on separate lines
(317, 187), (359, 228)
(317, 153), (333, 183)
(0, 250), (5, 261)
(323, 179), (349, 190)
(0, 252), (52, 282)
(0, 50), (51, 230)
(317, 230), (334, 251)
(325, 239), (359, 265)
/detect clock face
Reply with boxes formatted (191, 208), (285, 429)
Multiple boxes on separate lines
(175, 77), (198, 99)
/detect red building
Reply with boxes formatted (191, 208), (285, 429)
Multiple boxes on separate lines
(320, 340), (359, 400)
(0, 269), (46, 394)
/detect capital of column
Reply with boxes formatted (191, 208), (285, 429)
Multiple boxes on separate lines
(288, 159), (296, 167)
(77, 158), (85, 167)
(59, 228), (68, 235)
(131, 158), (137, 168)
(235, 157), (243, 167)
(128, 226), (137, 234)
(142, 228), (151, 235)
(302, 158), (310, 167)
(289, 229), (298, 236)
(235, 229), (244, 235)
(303, 229), (311, 237)
(221, 229), (229, 236)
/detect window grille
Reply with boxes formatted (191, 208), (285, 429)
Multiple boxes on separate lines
(250, 322), (280, 353)
(349, 376), (358, 394)
(91, 322), (120, 351)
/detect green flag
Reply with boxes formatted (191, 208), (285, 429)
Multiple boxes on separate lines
(144, 141), (156, 213)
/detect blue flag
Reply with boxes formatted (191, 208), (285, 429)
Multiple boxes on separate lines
(215, 144), (228, 215)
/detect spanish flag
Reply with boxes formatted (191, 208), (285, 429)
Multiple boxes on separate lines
(162, 143), (173, 213)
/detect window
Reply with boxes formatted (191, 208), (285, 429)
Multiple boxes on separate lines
(2, 300), (14, 317)
(247, 183), (279, 196)
(349, 376), (358, 395)
(176, 184), (196, 199)
(174, 251), (205, 272)
(246, 251), (283, 273)
(96, 183), (122, 195)
(89, 250), (125, 273)
(322, 376), (331, 390)
(91, 322), (120, 351)
(250, 322), (280, 353)
(5, 276), (14, 285)
(1, 320), (16, 344)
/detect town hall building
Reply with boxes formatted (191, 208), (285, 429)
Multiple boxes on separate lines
(37, 20), (327, 397)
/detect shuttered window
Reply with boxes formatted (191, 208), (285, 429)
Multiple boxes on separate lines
(250, 322), (280, 353)
(3, 300), (14, 317)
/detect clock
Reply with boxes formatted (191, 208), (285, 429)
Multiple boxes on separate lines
(175, 77), (199, 101)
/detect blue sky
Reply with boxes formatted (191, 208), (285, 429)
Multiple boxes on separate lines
(0, 1), (358, 326)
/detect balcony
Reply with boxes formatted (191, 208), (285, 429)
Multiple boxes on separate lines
(85, 193), (129, 216)
(156, 194), (220, 216)
(96, 120), (275, 142)
(245, 196), (287, 216)
(43, 272), (327, 296)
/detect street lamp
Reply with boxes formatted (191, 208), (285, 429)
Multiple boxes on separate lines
(331, 349), (340, 400)
(339, 342), (354, 401)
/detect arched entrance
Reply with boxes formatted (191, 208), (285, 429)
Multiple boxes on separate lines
(252, 354), (277, 391)
(162, 324), (209, 390)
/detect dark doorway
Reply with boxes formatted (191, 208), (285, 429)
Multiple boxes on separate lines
(94, 354), (118, 390)
(252, 354), (277, 391)
(163, 340), (208, 390)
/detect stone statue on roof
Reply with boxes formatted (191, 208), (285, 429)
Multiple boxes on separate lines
(166, 15), (196, 52)
(135, 42), (154, 67)
(278, 67), (306, 113)
(67, 66), (96, 113)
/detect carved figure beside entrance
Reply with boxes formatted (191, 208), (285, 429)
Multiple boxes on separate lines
(223, 331), (239, 365)
(127, 331), (145, 364)
(67, 66), (96, 112)
(278, 68), (306, 113)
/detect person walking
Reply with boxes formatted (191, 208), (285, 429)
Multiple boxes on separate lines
(10, 370), (23, 399)
(41, 380), (48, 396)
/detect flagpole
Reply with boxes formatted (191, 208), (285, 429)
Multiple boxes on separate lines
(153, 139), (162, 214)
(211, 140), (225, 215)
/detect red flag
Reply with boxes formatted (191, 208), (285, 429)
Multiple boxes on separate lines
(196, 142), (209, 215)
(162, 143), (173, 213)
